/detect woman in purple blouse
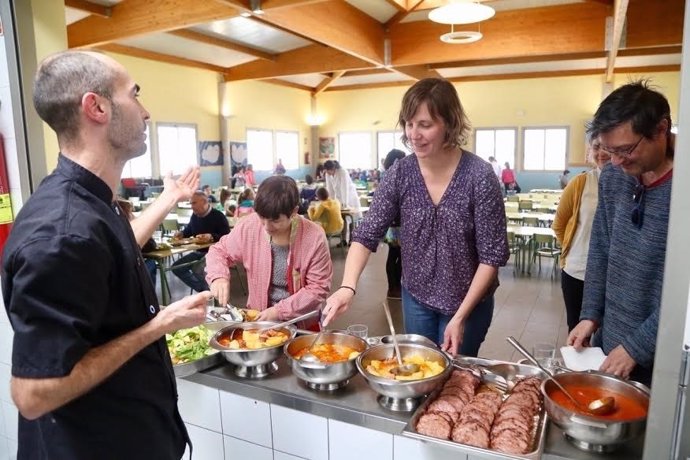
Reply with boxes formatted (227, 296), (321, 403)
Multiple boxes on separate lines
(323, 78), (509, 356)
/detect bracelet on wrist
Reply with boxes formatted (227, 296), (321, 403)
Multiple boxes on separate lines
(339, 285), (356, 296)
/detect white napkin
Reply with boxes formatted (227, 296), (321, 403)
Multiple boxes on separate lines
(560, 346), (606, 371)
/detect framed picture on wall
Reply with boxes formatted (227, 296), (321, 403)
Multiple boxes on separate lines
(229, 141), (247, 167)
(199, 141), (223, 166)
(319, 137), (335, 159)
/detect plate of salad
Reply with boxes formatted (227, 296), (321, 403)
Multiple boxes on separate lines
(166, 325), (222, 377)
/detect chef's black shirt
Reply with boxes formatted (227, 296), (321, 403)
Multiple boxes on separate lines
(1, 155), (189, 459)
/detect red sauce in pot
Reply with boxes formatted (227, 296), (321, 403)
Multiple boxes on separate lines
(548, 385), (648, 421)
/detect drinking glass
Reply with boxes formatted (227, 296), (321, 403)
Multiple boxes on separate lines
(533, 342), (556, 367)
(347, 324), (368, 339)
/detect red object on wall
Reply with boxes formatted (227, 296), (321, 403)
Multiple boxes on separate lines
(0, 134), (14, 258)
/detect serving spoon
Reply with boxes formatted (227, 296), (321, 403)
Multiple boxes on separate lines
(382, 300), (420, 377)
(506, 336), (615, 416)
(300, 315), (326, 363)
(253, 310), (319, 335)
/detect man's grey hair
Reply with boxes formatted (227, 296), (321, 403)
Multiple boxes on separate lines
(33, 51), (117, 143)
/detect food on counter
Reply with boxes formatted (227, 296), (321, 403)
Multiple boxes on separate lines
(366, 355), (445, 381)
(415, 370), (544, 455)
(292, 343), (360, 363)
(547, 383), (647, 421)
(166, 326), (216, 365)
(241, 309), (260, 322)
(490, 377), (542, 454)
(218, 328), (289, 350)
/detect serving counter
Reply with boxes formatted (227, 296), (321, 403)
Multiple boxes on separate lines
(179, 356), (645, 460)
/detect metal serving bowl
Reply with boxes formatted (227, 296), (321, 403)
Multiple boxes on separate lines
(542, 371), (649, 452)
(356, 343), (451, 411)
(210, 321), (297, 378)
(379, 334), (437, 348)
(284, 332), (368, 390)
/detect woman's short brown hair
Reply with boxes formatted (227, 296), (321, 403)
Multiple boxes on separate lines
(398, 78), (470, 151)
(254, 176), (299, 219)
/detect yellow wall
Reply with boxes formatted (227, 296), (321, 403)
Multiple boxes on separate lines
(317, 72), (680, 168)
(31, 0), (67, 171)
(223, 80), (312, 166)
(108, 53), (221, 142)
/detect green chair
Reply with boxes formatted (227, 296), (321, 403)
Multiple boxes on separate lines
(530, 234), (561, 279)
(518, 200), (533, 211)
(161, 218), (179, 236)
(506, 195), (520, 202)
(522, 216), (539, 227)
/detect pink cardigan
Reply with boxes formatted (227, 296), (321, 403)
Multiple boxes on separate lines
(205, 213), (332, 323)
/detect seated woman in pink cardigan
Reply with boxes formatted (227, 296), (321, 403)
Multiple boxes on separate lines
(205, 176), (332, 330)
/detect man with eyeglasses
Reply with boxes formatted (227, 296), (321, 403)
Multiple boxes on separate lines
(567, 81), (674, 387)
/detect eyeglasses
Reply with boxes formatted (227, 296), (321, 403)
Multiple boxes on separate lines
(631, 183), (646, 228)
(601, 136), (644, 157)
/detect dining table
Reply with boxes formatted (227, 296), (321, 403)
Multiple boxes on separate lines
(143, 239), (213, 305)
(507, 225), (556, 274)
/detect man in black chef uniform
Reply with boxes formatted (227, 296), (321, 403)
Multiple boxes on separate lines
(1, 50), (211, 459)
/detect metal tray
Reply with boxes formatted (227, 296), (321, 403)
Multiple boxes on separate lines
(173, 352), (222, 378)
(402, 357), (549, 460)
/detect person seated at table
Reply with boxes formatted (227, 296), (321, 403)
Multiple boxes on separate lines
(299, 174), (317, 214)
(206, 176), (332, 329)
(216, 188), (233, 216)
(202, 184), (218, 203)
(118, 199), (157, 285)
(232, 166), (247, 188)
(172, 191), (230, 292)
(234, 188), (255, 218)
(308, 187), (344, 236)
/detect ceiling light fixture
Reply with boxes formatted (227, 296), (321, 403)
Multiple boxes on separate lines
(428, 1), (495, 25)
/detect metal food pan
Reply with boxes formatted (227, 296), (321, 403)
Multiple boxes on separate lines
(173, 352), (223, 378)
(402, 357), (548, 460)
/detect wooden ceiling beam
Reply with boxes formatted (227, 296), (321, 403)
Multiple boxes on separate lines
(64, 0), (111, 18)
(68, 0), (239, 48)
(167, 30), (276, 61)
(430, 51), (607, 69)
(605, 0), (630, 82)
(390, 3), (611, 67)
(254, 0), (385, 66)
(224, 44), (376, 81)
(385, 0), (424, 29)
(97, 44), (230, 74)
(313, 70), (346, 95)
(263, 79), (314, 92)
(393, 64), (441, 81)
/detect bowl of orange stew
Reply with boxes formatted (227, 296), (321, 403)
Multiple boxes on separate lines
(284, 332), (368, 387)
(542, 371), (649, 450)
(210, 322), (296, 368)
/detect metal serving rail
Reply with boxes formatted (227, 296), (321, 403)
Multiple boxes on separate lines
(186, 356), (644, 460)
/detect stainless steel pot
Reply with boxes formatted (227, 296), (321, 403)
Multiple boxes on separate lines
(542, 371), (649, 452)
(356, 343), (451, 402)
(284, 332), (368, 389)
(210, 321), (297, 368)
(379, 334), (437, 348)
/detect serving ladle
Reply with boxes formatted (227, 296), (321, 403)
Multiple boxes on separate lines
(382, 300), (420, 377)
(506, 336), (615, 416)
(300, 315), (326, 364)
(253, 310), (319, 335)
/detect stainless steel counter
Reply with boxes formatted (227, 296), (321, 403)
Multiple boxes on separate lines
(187, 357), (644, 459)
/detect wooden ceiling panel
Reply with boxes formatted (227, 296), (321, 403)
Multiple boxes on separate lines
(224, 44), (376, 81)
(68, 0), (239, 48)
(625, 0), (684, 48)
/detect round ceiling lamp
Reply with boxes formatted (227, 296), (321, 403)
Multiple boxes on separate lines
(428, 1), (496, 25)
(440, 30), (483, 44)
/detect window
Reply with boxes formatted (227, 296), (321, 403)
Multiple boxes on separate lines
(247, 130), (300, 172)
(522, 127), (568, 171)
(338, 132), (372, 170)
(247, 129), (274, 171)
(157, 123), (197, 175)
(377, 131), (411, 168)
(121, 123), (152, 178)
(474, 128), (516, 168)
(275, 131), (299, 170)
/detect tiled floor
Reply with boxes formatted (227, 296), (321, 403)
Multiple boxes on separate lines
(161, 242), (568, 363)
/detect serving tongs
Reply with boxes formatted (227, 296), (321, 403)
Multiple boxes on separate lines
(449, 356), (510, 392)
(205, 301), (244, 322)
